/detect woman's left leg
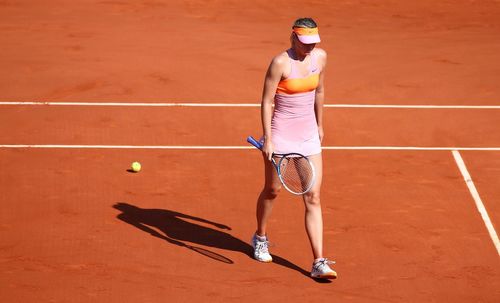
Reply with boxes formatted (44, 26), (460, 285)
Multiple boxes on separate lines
(302, 153), (324, 259)
(303, 153), (337, 279)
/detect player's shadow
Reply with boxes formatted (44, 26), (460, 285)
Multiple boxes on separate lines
(113, 202), (310, 277)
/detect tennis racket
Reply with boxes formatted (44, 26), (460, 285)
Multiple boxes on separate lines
(247, 136), (316, 195)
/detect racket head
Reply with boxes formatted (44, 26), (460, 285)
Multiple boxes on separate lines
(246, 135), (316, 194)
(275, 153), (316, 195)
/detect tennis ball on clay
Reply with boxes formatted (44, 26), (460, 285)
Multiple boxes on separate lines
(131, 161), (141, 172)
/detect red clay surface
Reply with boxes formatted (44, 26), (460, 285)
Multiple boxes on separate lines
(1, 0), (500, 104)
(1, 1), (500, 302)
(1, 149), (499, 302)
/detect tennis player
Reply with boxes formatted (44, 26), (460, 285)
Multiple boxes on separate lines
(251, 17), (337, 279)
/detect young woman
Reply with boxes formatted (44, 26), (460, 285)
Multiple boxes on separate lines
(251, 17), (336, 279)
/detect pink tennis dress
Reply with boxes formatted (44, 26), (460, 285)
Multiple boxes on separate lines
(271, 49), (322, 156)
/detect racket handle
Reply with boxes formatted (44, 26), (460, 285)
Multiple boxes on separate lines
(247, 136), (263, 150)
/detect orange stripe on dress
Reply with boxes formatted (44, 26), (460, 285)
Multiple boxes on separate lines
(276, 74), (319, 95)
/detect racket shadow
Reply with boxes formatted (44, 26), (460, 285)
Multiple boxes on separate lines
(113, 202), (309, 277)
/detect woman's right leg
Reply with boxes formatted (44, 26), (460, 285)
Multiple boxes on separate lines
(252, 155), (281, 262)
(252, 157), (281, 262)
(256, 155), (282, 236)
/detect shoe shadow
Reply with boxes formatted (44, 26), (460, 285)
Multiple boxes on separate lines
(113, 202), (310, 277)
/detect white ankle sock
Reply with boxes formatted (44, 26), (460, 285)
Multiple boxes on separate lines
(255, 234), (267, 241)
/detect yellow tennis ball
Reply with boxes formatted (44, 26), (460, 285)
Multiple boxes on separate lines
(131, 161), (141, 172)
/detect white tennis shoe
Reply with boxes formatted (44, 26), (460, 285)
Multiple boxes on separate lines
(311, 258), (337, 279)
(251, 234), (273, 263)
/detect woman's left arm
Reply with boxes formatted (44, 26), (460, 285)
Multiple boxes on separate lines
(315, 49), (327, 142)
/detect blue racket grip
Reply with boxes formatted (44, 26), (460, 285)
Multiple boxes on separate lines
(247, 136), (263, 150)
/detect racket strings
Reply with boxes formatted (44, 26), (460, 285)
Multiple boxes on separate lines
(279, 156), (314, 194)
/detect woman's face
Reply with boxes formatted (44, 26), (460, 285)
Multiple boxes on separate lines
(293, 33), (316, 56)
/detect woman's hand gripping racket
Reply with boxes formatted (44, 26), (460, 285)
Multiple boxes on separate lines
(247, 136), (316, 195)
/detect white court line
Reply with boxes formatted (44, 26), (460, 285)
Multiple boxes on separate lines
(0, 102), (261, 107)
(452, 150), (500, 256)
(322, 146), (500, 151)
(0, 101), (500, 109)
(1, 145), (500, 151)
(0, 145), (250, 149)
(329, 104), (500, 109)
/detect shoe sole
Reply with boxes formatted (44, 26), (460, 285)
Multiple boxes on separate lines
(311, 273), (337, 279)
(254, 257), (273, 263)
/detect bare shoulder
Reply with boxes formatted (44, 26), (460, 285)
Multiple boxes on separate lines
(265, 51), (289, 78)
(314, 48), (327, 60)
(270, 51), (289, 68)
(313, 48), (327, 68)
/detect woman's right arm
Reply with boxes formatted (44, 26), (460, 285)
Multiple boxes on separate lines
(261, 55), (285, 161)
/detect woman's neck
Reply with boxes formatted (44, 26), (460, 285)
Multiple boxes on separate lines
(289, 48), (308, 61)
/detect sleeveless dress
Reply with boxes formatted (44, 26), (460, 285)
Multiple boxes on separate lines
(271, 49), (321, 156)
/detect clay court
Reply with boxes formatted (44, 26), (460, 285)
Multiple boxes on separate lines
(1, 0), (500, 302)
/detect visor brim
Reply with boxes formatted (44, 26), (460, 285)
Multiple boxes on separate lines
(297, 34), (321, 44)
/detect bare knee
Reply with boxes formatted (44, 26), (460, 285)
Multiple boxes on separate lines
(261, 185), (281, 200)
(303, 191), (321, 207)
